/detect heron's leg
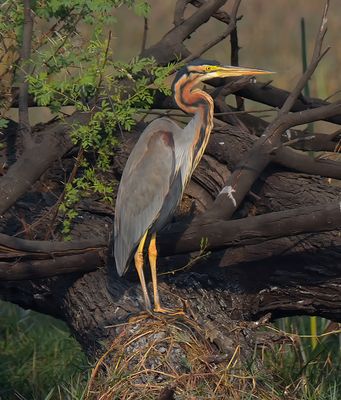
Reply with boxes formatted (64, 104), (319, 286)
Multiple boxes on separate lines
(134, 231), (151, 310)
(148, 233), (162, 312)
(149, 233), (184, 315)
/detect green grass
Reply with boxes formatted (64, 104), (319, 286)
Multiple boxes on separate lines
(265, 316), (341, 400)
(0, 301), (89, 400)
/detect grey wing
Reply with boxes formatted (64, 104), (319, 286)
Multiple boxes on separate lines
(114, 118), (185, 276)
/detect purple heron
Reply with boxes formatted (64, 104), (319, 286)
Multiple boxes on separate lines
(114, 60), (272, 312)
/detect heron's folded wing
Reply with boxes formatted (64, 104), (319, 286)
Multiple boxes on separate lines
(114, 118), (182, 276)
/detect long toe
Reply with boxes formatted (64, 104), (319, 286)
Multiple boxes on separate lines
(153, 306), (185, 316)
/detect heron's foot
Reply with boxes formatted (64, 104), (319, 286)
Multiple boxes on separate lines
(153, 306), (184, 316)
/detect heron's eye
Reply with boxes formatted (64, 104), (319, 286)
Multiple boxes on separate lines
(205, 66), (213, 72)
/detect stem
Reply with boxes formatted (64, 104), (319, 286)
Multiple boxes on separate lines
(300, 17), (314, 133)
(18, 0), (34, 149)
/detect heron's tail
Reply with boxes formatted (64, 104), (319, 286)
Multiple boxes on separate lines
(113, 233), (133, 277)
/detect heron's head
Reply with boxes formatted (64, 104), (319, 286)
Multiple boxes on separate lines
(172, 59), (273, 91)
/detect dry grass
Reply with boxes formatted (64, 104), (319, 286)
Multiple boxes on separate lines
(86, 313), (285, 400)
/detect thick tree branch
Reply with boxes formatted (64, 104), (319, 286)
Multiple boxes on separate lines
(0, 253), (102, 280)
(158, 202), (341, 256)
(0, 232), (106, 255)
(277, 101), (341, 128)
(0, 232), (106, 280)
(200, 231), (340, 269)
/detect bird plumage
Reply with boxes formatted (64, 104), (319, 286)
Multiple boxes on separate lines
(113, 60), (272, 311)
(114, 111), (210, 276)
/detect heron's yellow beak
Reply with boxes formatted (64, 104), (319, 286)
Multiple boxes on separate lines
(201, 65), (274, 81)
(217, 65), (274, 77)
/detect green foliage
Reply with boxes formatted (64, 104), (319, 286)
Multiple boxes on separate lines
(133, 0), (151, 18)
(0, 119), (9, 150)
(6, 0), (173, 237)
(35, 0), (138, 25)
(0, 301), (89, 400)
(0, 1), (23, 38)
(53, 54), (173, 236)
(264, 316), (341, 400)
(0, 118), (9, 130)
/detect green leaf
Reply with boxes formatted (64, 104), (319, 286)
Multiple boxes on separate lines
(0, 118), (9, 130)
(133, 1), (151, 17)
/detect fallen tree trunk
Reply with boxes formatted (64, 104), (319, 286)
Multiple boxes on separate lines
(0, 135), (340, 356)
(1, 107), (340, 360)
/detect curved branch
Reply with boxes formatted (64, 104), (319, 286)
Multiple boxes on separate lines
(169, 0), (228, 40)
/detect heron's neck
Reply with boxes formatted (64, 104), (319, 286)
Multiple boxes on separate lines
(174, 77), (214, 169)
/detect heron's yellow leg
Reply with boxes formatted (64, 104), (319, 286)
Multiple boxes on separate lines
(148, 233), (162, 312)
(134, 231), (151, 310)
(149, 233), (184, 315)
